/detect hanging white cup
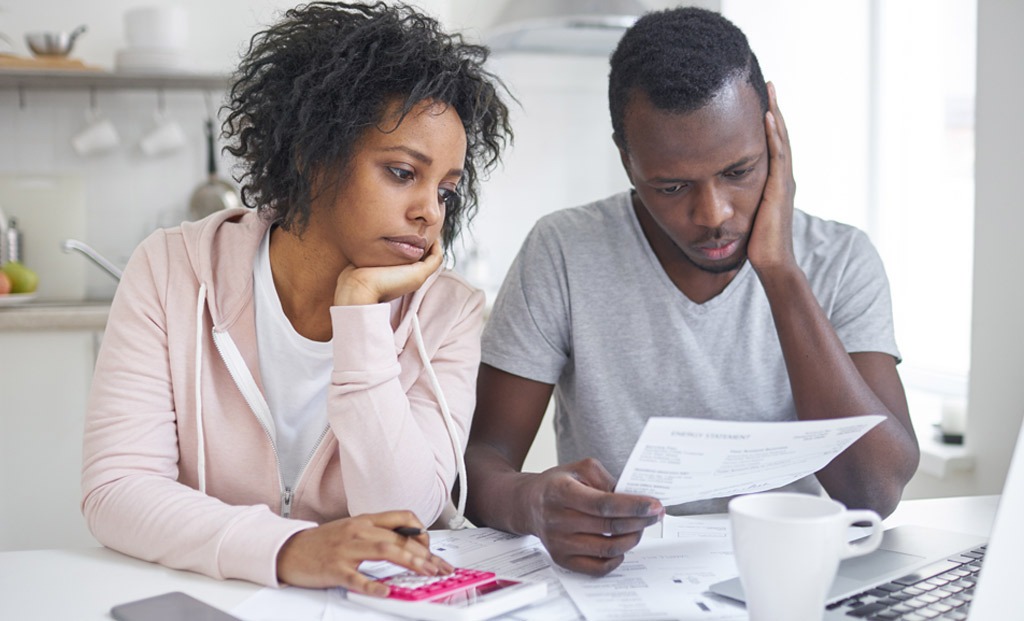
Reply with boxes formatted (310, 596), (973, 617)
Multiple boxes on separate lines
(71, 109), (120, 156)
(139, 110), (186, 156)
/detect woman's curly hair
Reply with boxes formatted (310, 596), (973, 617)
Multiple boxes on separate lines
(223, 1), (512, 250)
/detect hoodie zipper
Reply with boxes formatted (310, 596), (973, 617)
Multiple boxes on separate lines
(281, 426), (331, 518)
(211, 329), (294, 515)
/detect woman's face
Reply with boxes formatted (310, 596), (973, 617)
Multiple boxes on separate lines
(316, 99), (467, 268)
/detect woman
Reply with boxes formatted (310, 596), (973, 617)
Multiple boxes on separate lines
(81, 1), (511, 596)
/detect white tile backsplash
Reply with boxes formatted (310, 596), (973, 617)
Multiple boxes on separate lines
(0, 87), (231, 299)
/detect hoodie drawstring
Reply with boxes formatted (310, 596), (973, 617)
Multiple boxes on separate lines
(192, 279), (463, 525)
(195, 282), (208, 494)
(410, 313), (467, 529)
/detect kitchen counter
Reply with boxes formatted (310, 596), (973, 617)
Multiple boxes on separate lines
(0, 300), (110, 332)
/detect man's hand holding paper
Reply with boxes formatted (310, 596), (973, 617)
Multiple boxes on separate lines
(614, 416), (885, 506)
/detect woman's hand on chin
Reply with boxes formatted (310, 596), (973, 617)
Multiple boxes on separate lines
(333, 243), (443, 306)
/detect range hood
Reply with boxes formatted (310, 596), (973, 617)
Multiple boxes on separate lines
(487, 0), (646, 56)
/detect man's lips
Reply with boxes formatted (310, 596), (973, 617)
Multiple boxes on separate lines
(694, 238), (741, 261)
(384, 236), (428, 260)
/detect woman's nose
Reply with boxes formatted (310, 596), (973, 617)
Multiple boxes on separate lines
(409, 188), (444, 226)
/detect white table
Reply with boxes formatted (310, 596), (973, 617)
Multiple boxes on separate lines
(0, 495), (1000, 620)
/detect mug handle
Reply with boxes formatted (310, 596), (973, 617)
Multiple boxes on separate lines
(840, 509), (883, 560)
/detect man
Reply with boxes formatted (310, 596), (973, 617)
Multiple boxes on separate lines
(464, 7), (920, 576)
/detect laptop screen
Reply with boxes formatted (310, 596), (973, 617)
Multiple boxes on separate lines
(964, 417), (1024, 619)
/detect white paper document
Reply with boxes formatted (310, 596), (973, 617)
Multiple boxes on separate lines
(552, 515), (746, 621)
(614, 415), (885, 506)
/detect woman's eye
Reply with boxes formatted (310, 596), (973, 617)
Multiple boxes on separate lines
(439, 188), (461, 209)
(387, 166), (413, 181)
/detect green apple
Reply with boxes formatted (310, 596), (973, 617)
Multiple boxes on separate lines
(1, 261), (38, 294)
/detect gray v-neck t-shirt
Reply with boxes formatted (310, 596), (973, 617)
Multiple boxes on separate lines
(481, 191), (900, 514)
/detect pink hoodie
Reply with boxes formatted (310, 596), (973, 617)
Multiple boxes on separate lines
(81, 208), (483, 586)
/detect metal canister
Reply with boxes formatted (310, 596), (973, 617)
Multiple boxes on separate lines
(4, 217), (22, 264)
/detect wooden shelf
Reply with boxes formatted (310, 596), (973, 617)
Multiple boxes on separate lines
(0, 68), (229, 91)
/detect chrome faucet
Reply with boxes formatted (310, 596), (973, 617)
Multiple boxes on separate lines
(61, 239), (123, 281)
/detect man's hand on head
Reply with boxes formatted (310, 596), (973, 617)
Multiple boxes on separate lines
(747, 81), (798, 276)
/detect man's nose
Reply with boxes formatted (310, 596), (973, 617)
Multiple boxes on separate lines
(691, 184), (733, 229)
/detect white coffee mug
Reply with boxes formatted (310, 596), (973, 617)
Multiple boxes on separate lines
(71, 110), (120, 156)
(729, 492), (883, 621)
(139, 111), (185, 156)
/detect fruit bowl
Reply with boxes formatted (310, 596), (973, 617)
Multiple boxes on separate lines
(0, 292), (38, 306)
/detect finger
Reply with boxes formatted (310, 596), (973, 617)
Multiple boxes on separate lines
(340, 569), (390, 598)
(550, 530), (645, 560)
(560, 481), (663, 520)
(547, 510), (662, 537)
(766, 81), (790, 144)
(558, 553), (626, 577)
(366, 510), (427, 532)
(421, 241), (444, 267)
(430, 553), (455, 574)
(570, 457), (618, 491)
(348, 539), (442, 575)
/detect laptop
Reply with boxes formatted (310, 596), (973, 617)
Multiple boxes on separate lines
(709, 419), (1024, 620)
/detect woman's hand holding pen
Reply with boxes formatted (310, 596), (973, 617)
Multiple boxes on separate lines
(276, 510), (453, 595)
(334, 243), (443, 306)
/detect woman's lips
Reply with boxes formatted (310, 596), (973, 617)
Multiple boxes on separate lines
(384, 236), (427, 261)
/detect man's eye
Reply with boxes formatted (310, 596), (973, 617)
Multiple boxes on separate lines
(657, 184), (685, 195)
(725, 167), (753, 179)
(387, 166), (413, 181)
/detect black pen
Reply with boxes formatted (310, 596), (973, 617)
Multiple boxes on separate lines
(393, 526), (425, 537)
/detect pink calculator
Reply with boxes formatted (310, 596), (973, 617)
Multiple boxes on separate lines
(348, 566), (547, 621)
(377, 568), (498, 601)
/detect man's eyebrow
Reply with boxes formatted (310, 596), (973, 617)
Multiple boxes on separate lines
(379, 145), (464, 177)
(719, 154), (759, 174)
(647, 155), (762, 184)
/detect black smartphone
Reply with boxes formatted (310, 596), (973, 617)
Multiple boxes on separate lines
(110, 591), (241, 621)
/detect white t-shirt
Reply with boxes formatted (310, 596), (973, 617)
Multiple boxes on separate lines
(253, 229), (332, 491)
(482, 191), (900, 514)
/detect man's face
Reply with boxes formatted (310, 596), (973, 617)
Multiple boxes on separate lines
(618, 78), (768, 275)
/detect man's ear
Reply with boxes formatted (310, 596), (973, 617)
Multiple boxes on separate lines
(612, 132), (635, 187)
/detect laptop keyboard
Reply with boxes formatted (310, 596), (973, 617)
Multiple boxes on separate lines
(827, 545), (986, 620)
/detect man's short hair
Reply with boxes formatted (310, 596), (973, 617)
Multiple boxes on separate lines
(609, 7), (768, 150)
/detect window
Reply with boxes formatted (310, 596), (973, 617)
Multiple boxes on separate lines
(723, 0), (977, 435)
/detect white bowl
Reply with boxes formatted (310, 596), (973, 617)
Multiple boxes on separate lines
(124, 6), (188, 50)
(115, 47), (186, 73)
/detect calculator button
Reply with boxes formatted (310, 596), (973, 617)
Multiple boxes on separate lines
(379, 568), (498, 601)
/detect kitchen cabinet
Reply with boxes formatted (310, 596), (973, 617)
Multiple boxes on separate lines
(0, 320), (104, 551)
